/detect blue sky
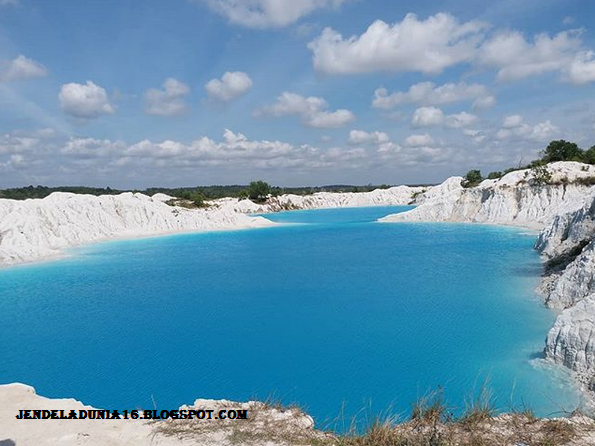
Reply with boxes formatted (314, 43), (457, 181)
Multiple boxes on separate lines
(1, 0), (595, 188)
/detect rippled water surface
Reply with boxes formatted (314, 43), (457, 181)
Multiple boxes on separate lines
(0, 206), (580, 427)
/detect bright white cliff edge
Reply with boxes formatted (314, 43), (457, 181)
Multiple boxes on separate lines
(4, 383), (595, 446)
(211, 184), (424, 213)
(381, 161), (595, 393)
(0, 192), (273, 266)
(0, 382), (329, 446)
(0, 186), (422, 267)
(380, 161), (595, 230)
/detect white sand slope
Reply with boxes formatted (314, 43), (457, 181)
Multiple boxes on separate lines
(211, 185), (425, 214)
(0, 383), (327, 446)
(380, 162), (595, 230)
(0, 186), (424, 267)
(0, 383), (171, 446)
(0, 192), (274, 267)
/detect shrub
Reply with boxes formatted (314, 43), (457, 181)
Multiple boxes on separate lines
(246, 180), (271, 203)
(584, 146), (595, 165)
(177, 190), (206, 207)
(462, 170), (483, 188)
(531, 164), (552, 185)
(487, 171), (503, 180)
(576, 176), (595, 186)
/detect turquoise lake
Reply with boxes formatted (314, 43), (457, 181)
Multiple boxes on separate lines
(0, 206), (580, 428)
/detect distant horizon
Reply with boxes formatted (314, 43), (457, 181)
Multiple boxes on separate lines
(0, 181), (439, 193)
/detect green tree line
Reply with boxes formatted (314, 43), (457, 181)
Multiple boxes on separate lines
(0, 182), (430, 202)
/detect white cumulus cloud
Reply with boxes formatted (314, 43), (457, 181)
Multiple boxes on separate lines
(144, 78), (190, 116)
(59, 81), (115, 119)
(496, 118), (559, 142)
(0, 55), (48, 82)
(256, 92), (355, 128)
(478, 30), (582, 82)
(194, 0), (351, 28)
(472, 95), (496, 110)
(308, 13), (595, 85)
(404, 133), (434, 147)
(411, 106), (445, 127)
(348, 130), (389, 145)
(445, 112), (477, 128)
(412, 107), (477, 128)
(308, 13), (487, 75)
(86, 129), (369, 171)
(373, 82), (493, 110)
(61, 137), (125, 158)
(567, 51), (595, 85)
(205, 71), (253, 102)
(502, 115), (524, 128)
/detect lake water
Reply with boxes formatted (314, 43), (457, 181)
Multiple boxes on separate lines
(0, 206), (580, 429)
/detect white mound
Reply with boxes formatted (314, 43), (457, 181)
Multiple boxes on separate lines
(380, 162), (595, 230)
(211, 185), (425, 213)
(0, 383), (326, 446)
(0, 192), (273, 266)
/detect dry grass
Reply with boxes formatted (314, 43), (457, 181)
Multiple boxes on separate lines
(459, 384), (495, 430)
(537, 419), (577, 445)
(153, 388), (594, 446)
(336, 419), (408, 446)
(327, 388), (589, 446)
(152, 396), (331, 446)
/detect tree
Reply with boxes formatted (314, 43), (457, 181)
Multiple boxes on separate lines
(541, 140), (583, 163)
(584, 146), (595, 165)
(247, 180), (271, 203)
(487, 171), (503, 180)
(462, 170), (483, 188)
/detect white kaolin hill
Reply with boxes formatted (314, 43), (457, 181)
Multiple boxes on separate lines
(211, 185), (424, 214)
(537, 190), (595, 391)
(0, 383), (327, 446)
(380, 162), (595, 230)
(0, 186), (424, 268)
(0, 192), (273, 267)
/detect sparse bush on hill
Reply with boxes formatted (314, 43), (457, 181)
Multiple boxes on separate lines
(246, 180), (271, 203)
(178, 190), (206, 207)
(463, 139), (595, 188)
(462, 170), (483, 188)
(531, 164), (553, 185)
(487, 171), (503, 180)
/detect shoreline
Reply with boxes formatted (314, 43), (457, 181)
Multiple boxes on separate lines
(5, 383), (594, 446)
(0, 221), (281, 270)
(0, 192), (276, 268)
(1, 203), (541, 271)
(0, 188), (422, 268)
